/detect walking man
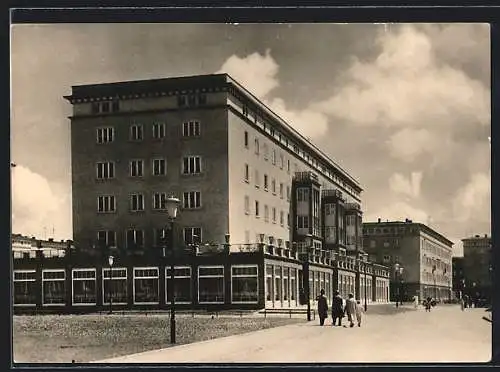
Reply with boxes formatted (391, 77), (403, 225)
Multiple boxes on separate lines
(355, 300), (363, 327)
(316, 289), (328, 326)
(345, 293), (357, 328)
(331, 291), (344, 326)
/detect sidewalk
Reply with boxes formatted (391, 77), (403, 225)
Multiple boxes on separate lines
(94, 304), (491, 363)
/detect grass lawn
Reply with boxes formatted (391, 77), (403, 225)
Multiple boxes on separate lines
(13, 314), (304, 363)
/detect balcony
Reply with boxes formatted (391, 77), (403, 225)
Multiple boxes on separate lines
(321, 189), (343, 199)
(293, 171), (319, 183)
(344, 202), (361, 211)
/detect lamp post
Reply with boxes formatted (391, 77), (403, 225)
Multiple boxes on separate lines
(363, 258), (368, 312)
(303, 234), (312, 321)
(432, 265), (437, 301)
(108, 255), (114, 314)
(165, 195), (180, 344)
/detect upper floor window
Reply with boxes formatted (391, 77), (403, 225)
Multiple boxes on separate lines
(271, 179), (276, 194)
(152, 158), (167, 176)
(280, 211), (284, 226)
(254, 169), (260, 188)
(97, 230), (116, 247)
(297, 216), (309, 229)
(129, 160), (144, 177)
(279, 183), (284, 199)
(184, 227), (202, 245)
(96, 127), (114, 144)
(130, 193), (145, 212)
(286, 186), (290, 201)
(255, 138), (260, 155)
(255, 200), (260, 218)
(152, 122), (166, 139)
(183, 120), (201, 137)
(264, 174), (269, 191)
(263, 143), (269, 160)
(279, 153), (284, 169)
(264, 205), (269, 222)
(297, 188), (309, 202)
(244, 131), (249, 148)
(126, 229), (144, 248)
(91, 101), (119, 114)
(97, 195), (116, 213)
(96, 162), (115, 179)
(272, 207), (277, 224)
(272, 149), (276, 165)
(244, 164), (250, 183)
(130, 124), (144, 141)
(183, 191), (201, 209)
(152, 192), (167, 210)
(244, 195), (250, 215)
(243, 105), (249, 117)
(182, 156), (202, 174)
(178, 94), (207, 107)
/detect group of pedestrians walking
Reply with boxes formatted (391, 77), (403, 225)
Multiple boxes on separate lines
(316, 290), (363, 328)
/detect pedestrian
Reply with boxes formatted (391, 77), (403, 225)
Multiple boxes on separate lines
(355, 300), (363, 327)
(331, 291), (344, 327)
(344, 293), (357, 328)
(316, 289), (328, 326)
(425, 296), (432, 312)
(414, 295), (419, 309)
(463, 294), (469, 309)
(460, 296), (465, 311)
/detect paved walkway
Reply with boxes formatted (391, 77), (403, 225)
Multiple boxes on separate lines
(95, 305), (491, 363)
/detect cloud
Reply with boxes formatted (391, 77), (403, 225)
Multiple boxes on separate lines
(452, 172), (491, 223)
(387, 128), (442, 162)
(389, 171), (423, 199)
(217, 50), (329, 139)
(365, 201), (429, 224)
(11, 165), (71, 240)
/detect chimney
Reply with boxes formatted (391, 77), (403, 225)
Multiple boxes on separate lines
(377, 218), (381, 223)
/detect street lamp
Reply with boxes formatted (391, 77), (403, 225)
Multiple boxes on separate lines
(108, 255), (114, 314)
(303, 234), (312, 321)
(432, 265), (437, 301)
(165, 195), (180, 344)
(363, 257), (368, 312)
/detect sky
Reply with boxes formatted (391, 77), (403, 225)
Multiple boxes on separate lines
(11, 23), (491, 256)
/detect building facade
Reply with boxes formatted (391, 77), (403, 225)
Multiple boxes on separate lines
(462, 234), (492, 304)
(20, 73), (391, 313)
(363, 219), (454, 302)
(452, 256), (465, 299)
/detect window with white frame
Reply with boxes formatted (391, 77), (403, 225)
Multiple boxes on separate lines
(97, 230), (116, 247)
(42, 269), (65, 306)
(130, 124), (144, 141)
(97, 195), (116, 213)
(152, 122), (166, 139)
(72, 268), (97, 305)
(13, 270), (37, 306)
(153, 192), (167, 210)
(130, 193), (145, 212)
(133, 267), (159, 304)
(102, 268), (127, 305)
(297, 216), (309, 229)
(198, 266), (224, 304)
(129, 160), (144, 177)
(96, 127), (114, 144)
(244, 164), (249, 182)
(183, 191), (201, 209)
(152, 158), (167, 176)
(182, 156), (202, 174)
(231, 265), (258, 303)
(264, 205), (269, 222)
(184, 227), (202, 245)
(244, 195), (250, 215)
(166, 266), (192, 304)
(126, 229), (144, 248)
(96, 162), (115, 179)
(183, 120), (201, 137)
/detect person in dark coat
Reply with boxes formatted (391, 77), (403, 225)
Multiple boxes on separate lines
(331, 291), (344, 326)
(316, 289), (328, 326)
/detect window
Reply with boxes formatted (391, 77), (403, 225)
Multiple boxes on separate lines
(97, 195), (116, 213)
(244, 164), (249, 182)
(383, 255), (391, 263)
(272, 179), (276, 194)
(166, 267), (192, 304)
(272, 207), (277, 224)
(129, 160), (144, 177)
(184, 227), (202, 245)
(183, 191), (201, 209)
(279, 154), (284, 169)
(152, 158), (167, 176)
(244, 196), (250, 215)
(255, 169), (260, 188)
(264, 174), (269, 191)
(130, 193), (145, 212)
(287, 159), (290, 173)
(42, 270), (65, 306)
(101, 102), (110, 113)
(133, 268), (159, 304)
(183, 120), (201, 137)
(264, 205), (269, 222)
(97, 230), (116, 247)
(272, 149), (276, 165)
(274, 266), (282, 302)
(72, 269), (97, 305)
(103, 268), (127, 305)
(255, 200), (260, 218)
(198, 266), (224, 304)
(96, 162), (115, 179)
(244, 131), (249, 148)
(297, 188), (309, 202)
(153, 192), (167, 210)
(279, 183), (284, 199)
(231, 265), (258, 303)
(297, 216), (310, 229)
(13, 270), (37, 306)
(126, 229), (144, 248)
(263, 143), (269, 160)
(96, 127), (114, 144)
(152, 122), (166, 139)
(182, 156), (202, 174)
(243, 105), (249, 117)
(255, 138), (260, 154)
(280, 211), (284, 226)
(266, 265), (273, 302)
(130, 124), (144, 141)
(286, 186), (290, 201)
(178, 95), (186, 107)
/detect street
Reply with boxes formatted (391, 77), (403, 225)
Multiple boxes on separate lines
(95, 305), (491, 363)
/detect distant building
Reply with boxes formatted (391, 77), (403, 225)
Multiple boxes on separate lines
(12, 234), (68, 259)
(462, 234), (492, 303)
(363, 219), (454, 302)
(452, 256), (465, 299)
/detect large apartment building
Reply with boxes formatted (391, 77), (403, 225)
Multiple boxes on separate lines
(27, 73), (391, 312)
(363, 219), (454, 302)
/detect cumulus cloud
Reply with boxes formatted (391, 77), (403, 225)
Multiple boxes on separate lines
(389, 171), (423, 199)
(11, 165), (71, 240)
(217, 50), (329, 139)
(452, 172), (491, 222)
(365, 201), (429, 224)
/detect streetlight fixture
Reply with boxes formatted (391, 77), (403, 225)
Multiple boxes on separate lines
(108, 255), (114, 314)
(165, 195), (180, 344)
(303, 234), (312, 321)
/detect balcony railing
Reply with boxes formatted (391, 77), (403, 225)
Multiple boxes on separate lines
(293, 171), (319, 182)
